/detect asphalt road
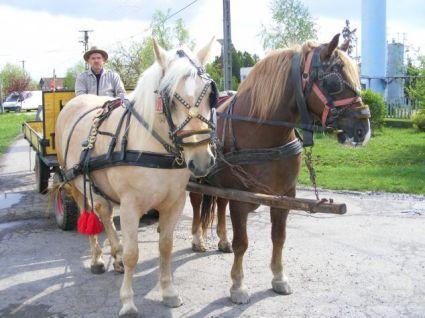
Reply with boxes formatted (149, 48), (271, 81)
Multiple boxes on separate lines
(0, 137), (424, 317)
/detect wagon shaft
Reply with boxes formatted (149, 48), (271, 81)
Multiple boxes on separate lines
(187, 182), (347, 214)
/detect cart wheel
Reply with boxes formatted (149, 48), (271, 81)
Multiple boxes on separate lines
(35, 155), (49, 194)
(53, 172), (79, 231)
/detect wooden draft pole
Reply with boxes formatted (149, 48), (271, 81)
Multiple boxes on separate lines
(187, 182), (347, 215)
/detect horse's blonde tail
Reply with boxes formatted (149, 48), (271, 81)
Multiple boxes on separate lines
(200, 195), (217, 234)
(47, 179), (82, 217)
(45, 179), (65, 218)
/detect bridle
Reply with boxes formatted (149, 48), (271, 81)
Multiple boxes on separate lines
(301, 47), (370, 128)
(155, 50), (218, 154)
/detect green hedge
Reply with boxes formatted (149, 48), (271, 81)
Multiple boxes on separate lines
(361, 89), (387, 128)
(412, 109), (425, 131)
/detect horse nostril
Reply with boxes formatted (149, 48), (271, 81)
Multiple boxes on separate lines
(357, 129), (363, 138)
(188, 160), (195, 171)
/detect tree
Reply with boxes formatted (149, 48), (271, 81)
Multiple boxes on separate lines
(0, 63), (31, 98)
(232, 49), (258, 81)
(108, 10), (195, 88)
(63, 62), (85, 90)
(206, 48), (258, 90)
(206, 59), (223, 90)
(260, 0), (317, 50)
(405, 55), (425, 108)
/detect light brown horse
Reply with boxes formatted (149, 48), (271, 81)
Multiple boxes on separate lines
(190, 34), (371, 304)
(55, 39), (217, 315)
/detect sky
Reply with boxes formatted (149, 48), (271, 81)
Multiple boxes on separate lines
(0, 0), (424, 80)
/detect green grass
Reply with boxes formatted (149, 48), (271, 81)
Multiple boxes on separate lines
(298, 127), (425, 194)
(0, 112), (35, 154)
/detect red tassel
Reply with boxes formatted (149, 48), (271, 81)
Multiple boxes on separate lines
(85, 211), (103, 235)
(77, 209), (90, 234)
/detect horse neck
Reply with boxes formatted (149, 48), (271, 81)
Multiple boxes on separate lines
(127, 80), (174, 153)
(231, 79), (298, 148)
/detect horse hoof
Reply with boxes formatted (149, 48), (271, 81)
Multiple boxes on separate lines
(163, 295), (183, 308)
(114, 261), (125, 274)
(192, 243), (207, 253)
(272, 280), (292, 295)
(119, 302), (138, 317)
(230, 288), (250, 304)
(90, 263), (106, 274)
(218, 241), (233, 253)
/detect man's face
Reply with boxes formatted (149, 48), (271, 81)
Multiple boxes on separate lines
(88, 53), (105, 71)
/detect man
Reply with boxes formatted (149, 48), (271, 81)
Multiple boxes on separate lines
(75, 46), (125, 98)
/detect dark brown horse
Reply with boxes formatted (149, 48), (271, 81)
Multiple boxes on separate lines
(189, 34), (371, 303)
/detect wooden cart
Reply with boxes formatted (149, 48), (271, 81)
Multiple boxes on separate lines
(22, 91), (79, 230)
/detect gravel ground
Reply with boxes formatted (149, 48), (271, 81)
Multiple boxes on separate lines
(0, 137), (424, 317)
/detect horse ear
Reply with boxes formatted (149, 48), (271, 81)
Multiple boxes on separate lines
(340, 39), (350, 52)
(322, 33), (340, 60)
(153, 38), (168, 69)
(197, 36), (216, 66)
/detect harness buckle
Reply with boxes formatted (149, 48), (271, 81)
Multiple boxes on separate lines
(174, 154), (185, 166)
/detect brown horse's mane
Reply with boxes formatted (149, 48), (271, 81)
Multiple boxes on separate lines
(238, 40), (360, 120)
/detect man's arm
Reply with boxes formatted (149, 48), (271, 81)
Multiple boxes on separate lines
(112, 72), (126, 99)
(75, 73), (88, 96)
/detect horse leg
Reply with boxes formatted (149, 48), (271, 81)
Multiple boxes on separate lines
(119, 199), (141, 316)
(217, 198), (232, 253)
(95, 202), (124, 273)
(88, 234), (106, 274)
(69, 187), (105, 275)
(229, 202), (251, 304)
(270, 207), (292, 295)
(190, 192), (207, 252)
(158, 196), (185, 308)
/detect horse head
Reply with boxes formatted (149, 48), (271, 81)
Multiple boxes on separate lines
(305, 34), (371, 147)
(153, 38), (218, 177)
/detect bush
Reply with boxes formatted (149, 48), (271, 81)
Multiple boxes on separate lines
(412, 109), (425, 131)
(361, 89), (387, 128)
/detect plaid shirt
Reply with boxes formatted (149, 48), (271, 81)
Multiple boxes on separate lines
(75, 69), (126, 98)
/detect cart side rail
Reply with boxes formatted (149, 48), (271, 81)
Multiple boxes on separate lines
(22, 120), (48, 155)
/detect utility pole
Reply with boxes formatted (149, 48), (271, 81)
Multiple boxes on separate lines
(20, 60), (25, 72)
(79, 30), (93, 69)
(222, 0), (232, 90)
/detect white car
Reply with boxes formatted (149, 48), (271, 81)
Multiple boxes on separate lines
(2, 90), (42, 112)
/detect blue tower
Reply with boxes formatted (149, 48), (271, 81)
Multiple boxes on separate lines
(361, 0), (387, 96)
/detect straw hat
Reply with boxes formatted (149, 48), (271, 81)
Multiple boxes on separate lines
(83, 46), (108, 62)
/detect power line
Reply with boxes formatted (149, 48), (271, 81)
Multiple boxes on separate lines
(108, 0), (201, 47)
(165, 0), (200, 21)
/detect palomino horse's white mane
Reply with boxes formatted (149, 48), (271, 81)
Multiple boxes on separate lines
(131, 48), (199, 140)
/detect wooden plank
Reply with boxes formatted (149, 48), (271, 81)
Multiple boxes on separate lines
(187, 182), (346, 215)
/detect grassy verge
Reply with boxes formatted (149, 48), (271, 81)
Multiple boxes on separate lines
(298, 127), (425, 194)
(0, 112), (35, 155)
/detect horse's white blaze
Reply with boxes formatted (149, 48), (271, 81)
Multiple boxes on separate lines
(185, 76), (197, 99)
